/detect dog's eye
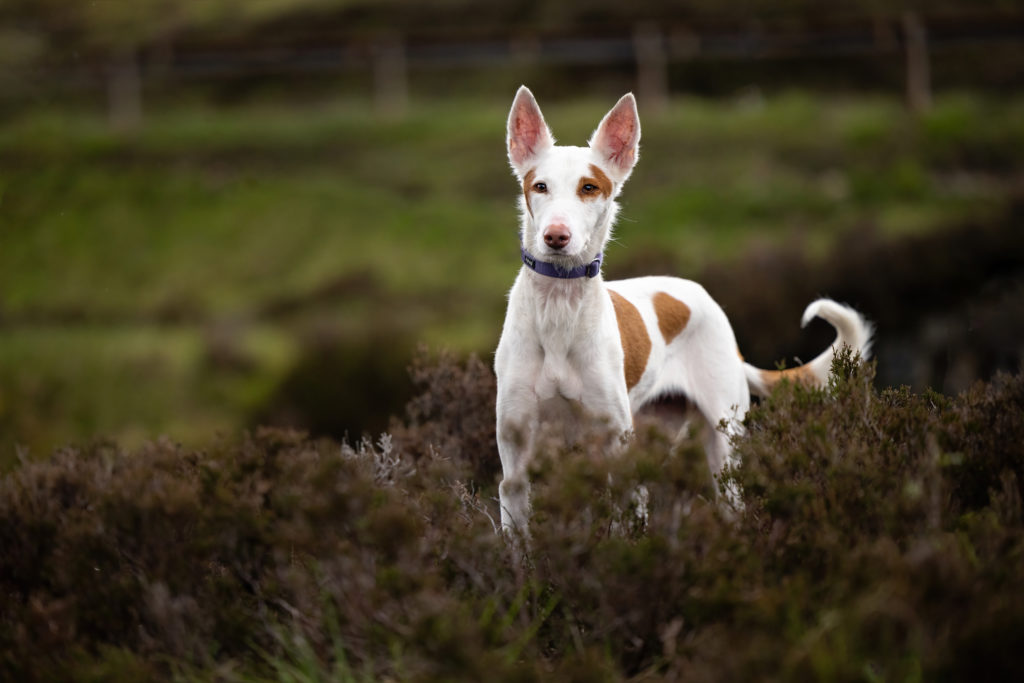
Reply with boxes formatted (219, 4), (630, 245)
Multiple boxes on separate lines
(582, 183), (598, 193)
(532, 182), (547, 193)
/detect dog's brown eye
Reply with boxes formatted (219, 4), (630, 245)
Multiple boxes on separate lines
(533, 182), (547, 193)
(582, 183), (598, 193)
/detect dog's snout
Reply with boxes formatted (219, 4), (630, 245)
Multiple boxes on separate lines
(543, 223), (571, 250)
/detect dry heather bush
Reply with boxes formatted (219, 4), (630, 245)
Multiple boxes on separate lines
(391, 347), (500, 488)
(2, 351), (1023, 681)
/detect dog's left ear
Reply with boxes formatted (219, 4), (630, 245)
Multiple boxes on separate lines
(589, 93), (641, 182)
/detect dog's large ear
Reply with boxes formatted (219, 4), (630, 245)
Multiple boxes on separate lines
(589, 93), (641, 182)
(507, 86), (554, 178)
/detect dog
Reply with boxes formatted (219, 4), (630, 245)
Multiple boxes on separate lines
(494, 86), (873, 533)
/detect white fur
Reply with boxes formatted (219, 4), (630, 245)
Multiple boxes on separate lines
(494, 87), (873, 534)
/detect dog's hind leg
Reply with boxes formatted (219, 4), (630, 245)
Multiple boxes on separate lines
(684, 368), (748, 511)
(704, 421), (744, 510)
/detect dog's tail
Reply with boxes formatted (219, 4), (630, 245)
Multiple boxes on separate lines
(743, 298), (874, 398)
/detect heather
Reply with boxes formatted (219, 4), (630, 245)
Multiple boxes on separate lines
(3, 351), (1022, 681)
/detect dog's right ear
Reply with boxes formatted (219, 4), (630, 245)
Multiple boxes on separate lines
(507, 86), (554, 178)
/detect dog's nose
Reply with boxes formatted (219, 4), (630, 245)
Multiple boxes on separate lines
(543, 223), (571, 250)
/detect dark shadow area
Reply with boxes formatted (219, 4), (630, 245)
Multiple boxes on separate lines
(252, 325), (416, 440)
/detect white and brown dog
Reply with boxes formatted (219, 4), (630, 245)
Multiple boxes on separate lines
(494, 86), (872, 533)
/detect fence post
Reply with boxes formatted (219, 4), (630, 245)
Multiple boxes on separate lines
(902, 11), (931, 113)
(634, 23), (668, 113)
(373, 33), (408, 117)
(107, 50), (142, 132)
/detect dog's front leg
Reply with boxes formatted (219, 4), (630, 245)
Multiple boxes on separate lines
(495, 327), (543, 536)
(496, 382), (538, 536)
(578, 354), (635, 445)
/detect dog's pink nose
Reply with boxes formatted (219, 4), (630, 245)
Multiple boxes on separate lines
(543, 223), (571, 250)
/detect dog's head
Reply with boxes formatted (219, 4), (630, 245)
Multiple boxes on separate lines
(507, 86), (641, 267)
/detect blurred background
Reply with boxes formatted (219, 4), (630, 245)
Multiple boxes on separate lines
(1, 0), (1022, 464)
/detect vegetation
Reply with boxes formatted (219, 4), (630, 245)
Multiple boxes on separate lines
(2, 351), (1022, 680)
(3, 4), (1021, 678)
(1, 27), (1021, 672)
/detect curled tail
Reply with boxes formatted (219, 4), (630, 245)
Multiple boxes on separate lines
(744, 298), (874, 398)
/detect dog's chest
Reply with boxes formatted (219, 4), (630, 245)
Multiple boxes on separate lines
(528, 285), (612, 402)
(534, 345), (585, 402)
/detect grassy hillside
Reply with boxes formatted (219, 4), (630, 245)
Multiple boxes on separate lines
(2, 352), (1022, 680)
(1, 92), (1022, 459)
(4, 93), (1019, 317)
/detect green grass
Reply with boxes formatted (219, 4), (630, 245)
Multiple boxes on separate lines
(0, 325), (295, 457)
(3, 92), (1017, 316)
(0, 163), (512, 317)
(0, 91), (1020, 458)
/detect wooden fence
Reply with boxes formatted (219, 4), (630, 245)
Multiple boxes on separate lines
(23, 14), (1024, 129)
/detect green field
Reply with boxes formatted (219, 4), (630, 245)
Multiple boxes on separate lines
(2, 92), (1021, 460)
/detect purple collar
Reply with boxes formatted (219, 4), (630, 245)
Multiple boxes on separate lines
(521, 246), (603, 279)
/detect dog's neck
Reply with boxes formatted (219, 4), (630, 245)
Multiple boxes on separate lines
(520, 246), (603, 280)
(520, 268), (602, 326)
(518, 246), (607, 318)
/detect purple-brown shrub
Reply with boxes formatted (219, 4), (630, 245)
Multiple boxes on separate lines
(1, 351), (1023, 681)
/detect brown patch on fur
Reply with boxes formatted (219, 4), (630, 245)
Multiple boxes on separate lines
(737, 348), (745, 361)
(759, 365), (817, 391)
(578, 164), (614, 200)
(609, 290), (651, 390)
(522, 169), (537, 216)
(652, 292), (691, 344)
